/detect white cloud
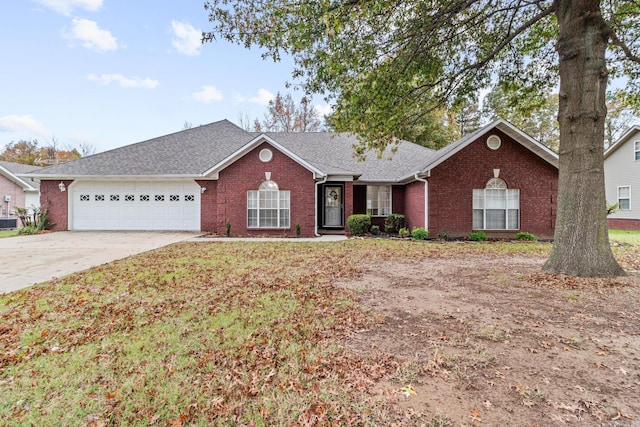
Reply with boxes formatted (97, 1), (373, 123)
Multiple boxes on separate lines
(87, 73), (159, 89)
(37, 0), (103, 16)
(314, 104), (333, 117)
(191, 85), (224, 103)
(65, 18), (117, 52)
(170, 20), (201, 56)
(248, 89), (274, 106)
(0, 115), (52, 138)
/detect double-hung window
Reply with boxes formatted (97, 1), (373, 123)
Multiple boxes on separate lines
(635, 141), (640, 161)
(618, 186), (631, 210)
(473, 178), (520, 230)
(247, 180), (290, 228)
(366, 185), (391, 216)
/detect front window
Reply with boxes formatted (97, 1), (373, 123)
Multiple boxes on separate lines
(618, 186), (631, 210)
(635, 141), (640, 161)
(247, 180), (290, 228)
(473, 178), (520, 230)
(366, 185), (392, 216)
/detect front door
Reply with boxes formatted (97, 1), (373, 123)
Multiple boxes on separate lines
(323, 185), (343, 227)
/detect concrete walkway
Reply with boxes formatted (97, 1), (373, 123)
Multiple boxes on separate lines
(0, 231), (198, 294)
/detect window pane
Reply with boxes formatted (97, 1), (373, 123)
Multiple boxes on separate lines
(485, 189), (506, 209)
(248, 209), (258, 227)
(507, 209), (519, 229)
(473, 189), (484, 209)
(618, 186), (630, 198)
(260, 209), (278, 227)
(473, 209), (484, 229)
(486, 209), (506, 229)
(280, 209), (290, 228)
(507, 189), (520, 209)
(619, 199), (631, 210)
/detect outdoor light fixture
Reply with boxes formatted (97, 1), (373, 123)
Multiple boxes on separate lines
(200, 187), (206, 194)
(58, 181), (66, 192)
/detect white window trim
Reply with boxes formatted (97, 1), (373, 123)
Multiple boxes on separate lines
(366, 185), (392, 217)
(617, 185), (631, 210)
(247, 185), (290, 229)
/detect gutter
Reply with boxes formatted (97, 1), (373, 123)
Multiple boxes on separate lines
(414, 173), (429, 229)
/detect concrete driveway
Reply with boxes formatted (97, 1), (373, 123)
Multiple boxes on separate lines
(0, 231), (199, 294)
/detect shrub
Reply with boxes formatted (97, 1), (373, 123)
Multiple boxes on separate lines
(384, 214), (405, 233)
(398, 227), (410, 238)
(516, 231), (537, 241)
(225, 220), (231, 237)
(347, 214), (371, 236)
(370, 225), (380, 235)
(18, 225), (37, 235)
(296, 221), (301, 237)
(411, 227), (429, 240)
(438, 229), (450, 241)
(469, 231), (488, 241)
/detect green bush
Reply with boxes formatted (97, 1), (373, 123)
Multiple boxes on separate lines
(18, 225), (37, 235)
(225, 220), (231, 237)
(516, 231), (537, 241)
(384, 214), (405, 233)
(370, 225), (380, 235)
(469, 231), (488, 241)
(398, 227), (410, 238)
(347, 214), (371, 236)
(438, 229), (450, 241)
(411, 227), (429, 240)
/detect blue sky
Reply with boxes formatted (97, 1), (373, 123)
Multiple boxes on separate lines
(0, 0), (330, 154)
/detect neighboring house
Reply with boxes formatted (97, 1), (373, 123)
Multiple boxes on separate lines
(0, 161), (41, 228)
(26, 119), (558, 238)
(604, 125), (640, 230)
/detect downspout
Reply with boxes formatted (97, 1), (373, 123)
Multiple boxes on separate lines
(314, 175), (328, 237)
(414, 173), (428, 229)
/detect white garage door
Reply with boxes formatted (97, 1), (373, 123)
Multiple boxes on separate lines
(71, 181), (201, 230)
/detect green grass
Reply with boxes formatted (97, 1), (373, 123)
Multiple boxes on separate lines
(0, 229), (19, 238)
(609, 229), (640, 245)
(0, 238), (636, 425)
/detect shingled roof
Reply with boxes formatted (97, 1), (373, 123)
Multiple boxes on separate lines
(27, 120), (435, 182)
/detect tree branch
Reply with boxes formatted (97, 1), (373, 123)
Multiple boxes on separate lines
(609, 28), (640, 64)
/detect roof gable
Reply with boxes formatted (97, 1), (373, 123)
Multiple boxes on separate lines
(0, 161), (41, 191)
(604, 125), (640, 160)
(419, 120), (559, 173)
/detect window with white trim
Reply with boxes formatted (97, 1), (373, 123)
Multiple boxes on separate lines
(635, 141), (640, 161)
(366, 185), (392, 216)
(473, 178), (520, 230)
(247, 180), (290, 228)
(618, 186), (631, 210)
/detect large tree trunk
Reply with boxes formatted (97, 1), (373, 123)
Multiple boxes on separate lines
(543, 0), (625, 277)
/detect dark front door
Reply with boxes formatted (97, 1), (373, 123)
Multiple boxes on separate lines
(323, 185), (343, 227)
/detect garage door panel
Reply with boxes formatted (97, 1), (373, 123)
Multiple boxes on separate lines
(71, 181), (201, 230)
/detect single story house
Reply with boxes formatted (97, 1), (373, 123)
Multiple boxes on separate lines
(0, 161), (41, 228)
(26, 119), (559, 238)
(604, 125), (640, 230)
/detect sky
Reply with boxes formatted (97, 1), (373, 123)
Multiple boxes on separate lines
(0, 0), (331, 154)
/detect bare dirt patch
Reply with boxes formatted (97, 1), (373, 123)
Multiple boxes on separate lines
(337, 254), (640, 426)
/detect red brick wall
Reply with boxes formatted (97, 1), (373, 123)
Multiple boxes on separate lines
(403, 181), (425, 230)
(40, 180), (72, 231)
(215, 142), (317, 237)
(195, 180), (217, 231)
(608, 218), (640, 231)
(428, 130), (558, 239)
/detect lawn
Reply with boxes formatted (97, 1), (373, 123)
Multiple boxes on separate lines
(1, 239), (638, 425)
(609, 229), (640, 245)
(0, 230), (19, 239)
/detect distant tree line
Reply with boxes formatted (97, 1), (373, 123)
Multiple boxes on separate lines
(0, 137), (96, 166)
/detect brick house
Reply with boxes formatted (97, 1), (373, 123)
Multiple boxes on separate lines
(0, 161), (41, 228)
(27, 119), (558, 238)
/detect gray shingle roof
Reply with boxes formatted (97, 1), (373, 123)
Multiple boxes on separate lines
(28, 119), (435, 182)
(0, 161), (41, 190)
